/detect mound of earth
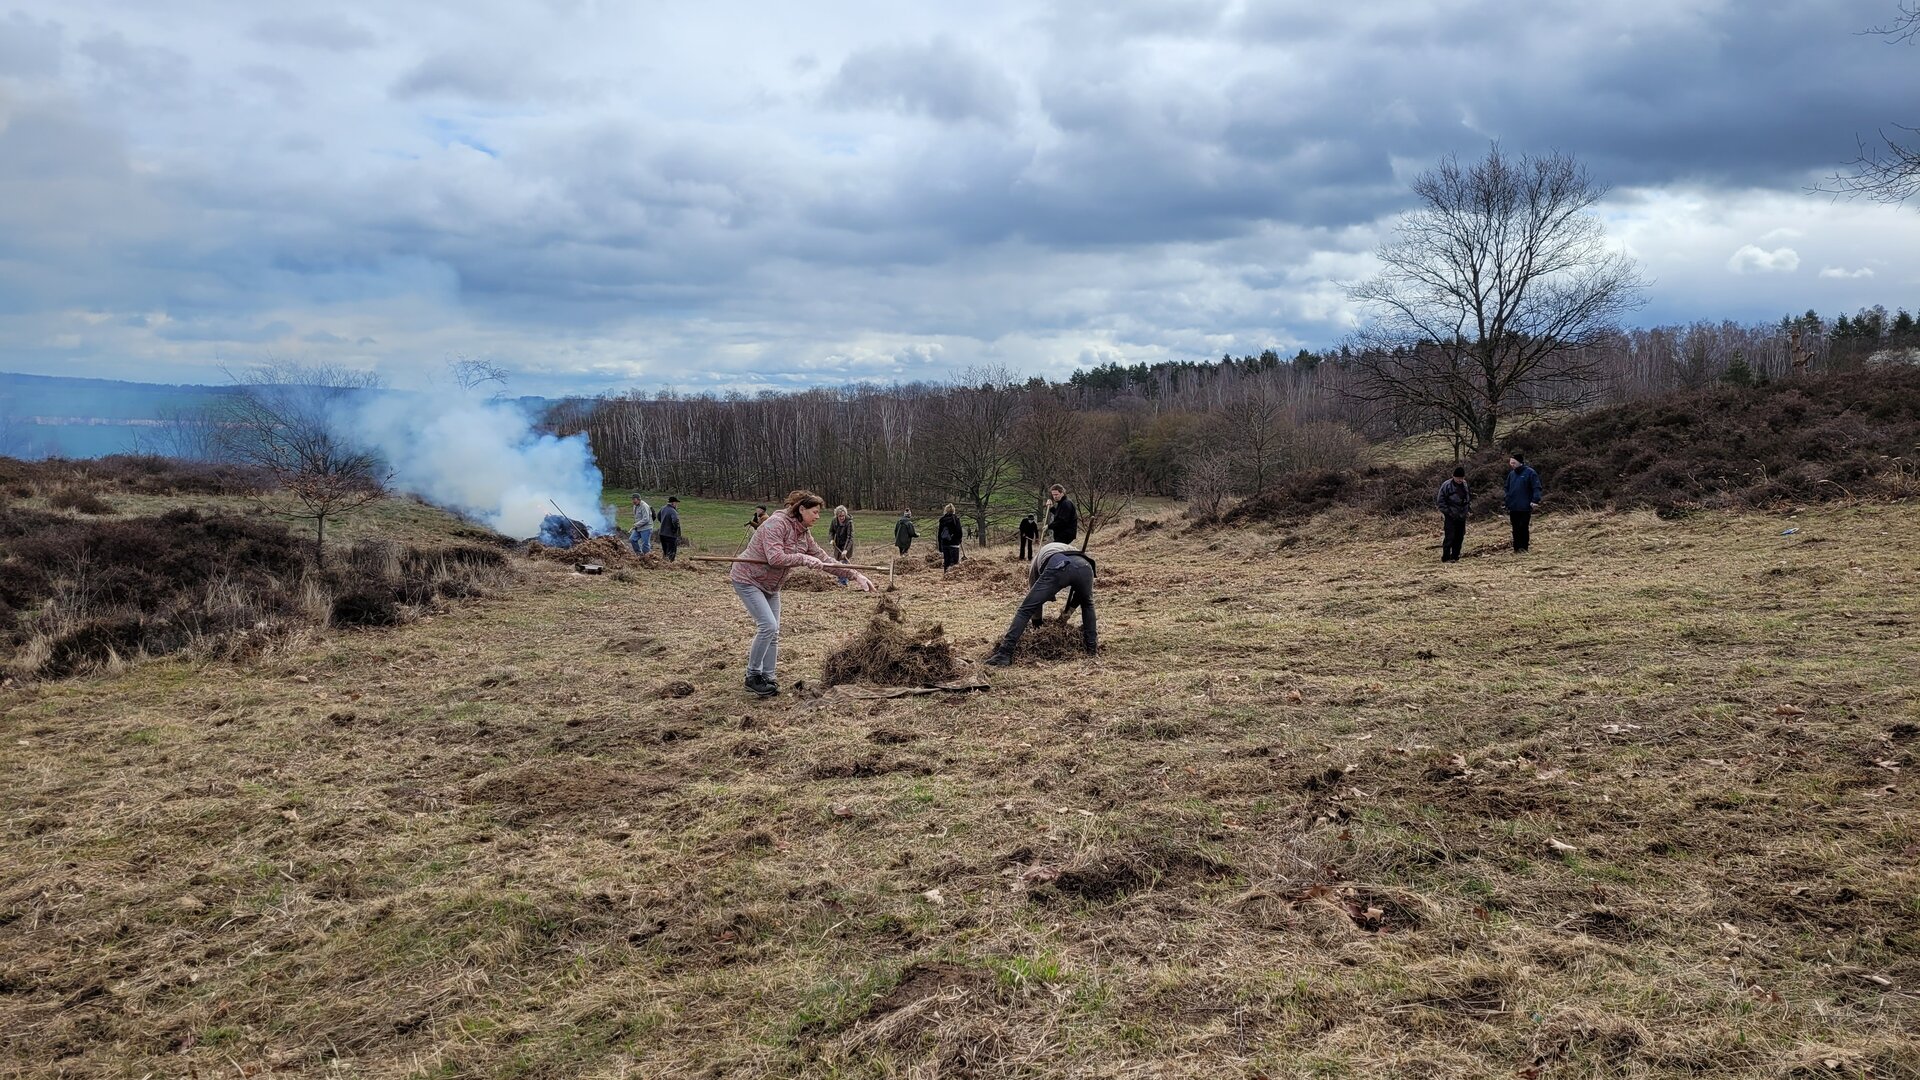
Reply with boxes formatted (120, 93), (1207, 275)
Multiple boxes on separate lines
(821, 595), (956, 687)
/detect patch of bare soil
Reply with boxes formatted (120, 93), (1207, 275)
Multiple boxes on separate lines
(1032, 843), (1236, 904)
(465, 761), (668, 820)
(821, 595), (957, 687)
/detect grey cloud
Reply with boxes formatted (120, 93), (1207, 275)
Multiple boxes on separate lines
(249, 14), (377, 52)
(0, 11), (63, 78)
(77, 31), (191, 99)
(391, 52), (534, 102)
(822, 36), (1018, 125)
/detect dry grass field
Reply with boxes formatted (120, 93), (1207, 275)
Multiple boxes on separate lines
(3, 498), (1917, 1078)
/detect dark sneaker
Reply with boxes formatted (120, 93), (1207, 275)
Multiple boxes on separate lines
(985, 652), (1013, 667)
(744, 673), (779, 697)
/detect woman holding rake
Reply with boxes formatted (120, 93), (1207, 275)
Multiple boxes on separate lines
(730, 490), (874, 697)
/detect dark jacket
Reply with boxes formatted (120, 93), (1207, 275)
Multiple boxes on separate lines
(1504, 465), (1543, 512)
(656, 504), (683, 540)
(1047, 497), (1078, 544)
(1435, 478), (1471, 520)
(894, 515), (917, 547)
(1019, 516), (1038, 539)
(937, 512), (963, 548)
(828, 515), (853, 554)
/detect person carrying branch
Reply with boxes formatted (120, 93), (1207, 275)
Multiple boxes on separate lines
(730, 490), (874, 697)
(986, 540), (1096, 666)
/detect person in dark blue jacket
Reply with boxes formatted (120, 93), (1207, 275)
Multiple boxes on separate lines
(1504, 453), (1543, 553)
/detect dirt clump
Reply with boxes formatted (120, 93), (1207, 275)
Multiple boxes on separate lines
(466, 761), (668, 821)
(821, 595), (957, 687)
(1016, 620), (1089, 660)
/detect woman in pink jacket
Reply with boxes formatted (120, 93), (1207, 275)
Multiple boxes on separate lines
(730, 490), (874, 697)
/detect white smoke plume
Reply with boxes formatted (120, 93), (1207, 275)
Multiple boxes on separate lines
(341, 391), (611, 539)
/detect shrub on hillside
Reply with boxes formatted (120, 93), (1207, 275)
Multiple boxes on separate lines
(1224, 367), (1920, 524)
(0, 506), (516, 679)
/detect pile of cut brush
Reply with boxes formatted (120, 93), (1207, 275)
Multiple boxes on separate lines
(822, 595), (956, 687)
(523, 535), (689, 570)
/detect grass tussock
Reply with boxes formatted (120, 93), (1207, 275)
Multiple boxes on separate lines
(821, 594), (957, 687)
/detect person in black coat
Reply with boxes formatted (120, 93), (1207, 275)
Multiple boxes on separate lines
(1435, 466), (1471, 562)
(1044, 483), (1078, 545)
(937, 504), (964, 572)
(656, 497), (685, 561)
(1018, 514), (1039, 559)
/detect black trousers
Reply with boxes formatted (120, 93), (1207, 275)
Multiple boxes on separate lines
(1509, 510), (1532, 552)
(941, 543), (959, 569)
(998, 558), (1096, 654)
(660, 536), (680, 561)
(897, 541), (910, 555)
(1441, 515), (1466, 561)
(1019, 535), (1034, 559)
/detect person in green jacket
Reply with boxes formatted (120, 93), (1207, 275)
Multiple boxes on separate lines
(894, 510), (917, 555)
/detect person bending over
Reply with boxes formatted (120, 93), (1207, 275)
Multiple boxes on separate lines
(986, 540), (1096, 666)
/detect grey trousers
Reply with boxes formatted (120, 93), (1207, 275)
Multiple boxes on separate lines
(731, 582), (783, 676)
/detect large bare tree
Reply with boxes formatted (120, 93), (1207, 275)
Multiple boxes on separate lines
(1348, 145), (1645, 451)
(918, 367), (1023, 545)
(214, 362), (390, 565)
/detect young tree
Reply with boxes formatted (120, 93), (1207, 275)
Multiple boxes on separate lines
(214, 362), (390, 565)
(1348, 145), (1646, 451)
(1061, 416), (1132, 552)
(918, 367), (1024, 545)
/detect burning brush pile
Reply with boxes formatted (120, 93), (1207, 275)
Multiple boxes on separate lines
(822, 595), (957, 687)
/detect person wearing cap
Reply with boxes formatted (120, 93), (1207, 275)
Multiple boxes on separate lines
(628, 493), (654, 556)
(1435, 467), (1470, 562)
(894, 509), (917, 555)
(745, 505), (769, 532)
(656, 497), (685, 561)
(985, 540), (1097, 666)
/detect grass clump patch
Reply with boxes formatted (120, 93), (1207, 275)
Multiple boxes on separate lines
(821, 594), (957, 687)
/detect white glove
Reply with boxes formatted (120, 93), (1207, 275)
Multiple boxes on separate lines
(803, 556), (826, 570)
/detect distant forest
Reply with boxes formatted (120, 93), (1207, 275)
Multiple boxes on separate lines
(553, 307), (1920, 538)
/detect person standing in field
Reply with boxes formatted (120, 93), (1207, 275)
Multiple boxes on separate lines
(1435, 467), (1470, 562)
(628, 493), (654, 556)
(1044, 483), (1078, 545)
(745, 505), (769, 532)
(1018, 514), (1039, 560)
(986, 540), (1097, 666)
(730, 490), (874, 697)
(1505, 454), (1544, 553)
(894, 510), (917, 555)
(937, 503), (964, 573)
(656, 496), (684, 561)
(828, 505), (855, 585)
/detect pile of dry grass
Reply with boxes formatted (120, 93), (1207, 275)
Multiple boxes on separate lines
(821, 594), (956, 687)
(1017, 619), (1087, 660)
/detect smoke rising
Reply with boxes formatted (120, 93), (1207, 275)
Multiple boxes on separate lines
(342, 392), (611, 539)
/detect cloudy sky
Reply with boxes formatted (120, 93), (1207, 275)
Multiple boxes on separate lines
(1, 0), (1917, 396)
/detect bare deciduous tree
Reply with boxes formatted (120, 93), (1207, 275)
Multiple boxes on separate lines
(919, 367), (1024, 545)
(1825, 4), (1920, 205)
(1181, 451), (1236, 520)
(1349, 145), (1646, 451)
(214, 362), (390, 565)
(1060, 415), (1132, 552)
